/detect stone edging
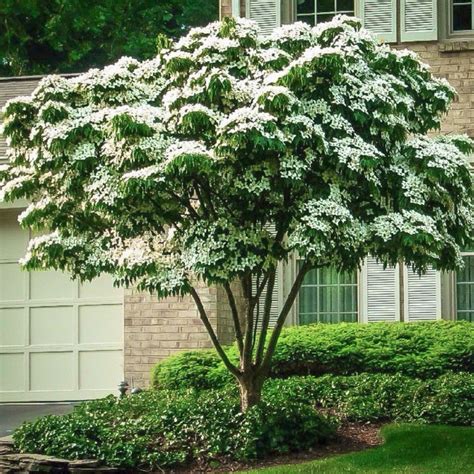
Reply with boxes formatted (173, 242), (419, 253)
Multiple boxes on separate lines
(0, 436), (120, 473)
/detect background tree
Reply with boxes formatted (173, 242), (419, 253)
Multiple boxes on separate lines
(0, 0), (219, 76)
(1, 17), (473, 411)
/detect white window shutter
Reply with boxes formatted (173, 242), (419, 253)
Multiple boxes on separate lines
(404, 267), (441, 321)
(401, 0), (438, 42)
(360, 0), (397, 43)
(253, 262), (284, 330)
(361, 257), (400, 322)
(232, 0), (241, 17)
(247, 0), (281, 36)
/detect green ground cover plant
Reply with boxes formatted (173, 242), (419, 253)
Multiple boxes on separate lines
(242, 424), (474, 473)
(13, 372), (472, 470)
(13, 388), (335, 470)
(151, 321), (474, 390)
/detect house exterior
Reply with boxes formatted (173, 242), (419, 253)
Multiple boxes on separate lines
(0, 0), (473, 402)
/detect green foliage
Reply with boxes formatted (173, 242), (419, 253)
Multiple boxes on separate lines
(151, 321), (474, 390)
(265, 372), (474, 425)
(0, 0), (219, 76)
(150, 350), (234, 391)
(13, 389), (335, 470)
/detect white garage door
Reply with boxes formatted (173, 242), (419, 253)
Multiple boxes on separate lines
(0, 210), (124, 402)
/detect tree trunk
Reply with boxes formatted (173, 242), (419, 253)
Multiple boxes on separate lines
(238, 373), (264, 412)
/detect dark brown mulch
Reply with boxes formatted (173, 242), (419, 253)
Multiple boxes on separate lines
(161, 421), (384, 474)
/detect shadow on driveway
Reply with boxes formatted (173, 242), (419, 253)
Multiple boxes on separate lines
(0, 403), (75, 437)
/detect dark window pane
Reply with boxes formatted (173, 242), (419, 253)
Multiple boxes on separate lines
(303, 267), (318, 285)
(317, 13), (335, 23)
(458, 311), (474, 322)
(458, 256), (474, 282)
(337, 0), (354, 11)
(342, 313), (357, 322)
(297, 14), (315, 26)
(319, 267), (338, 285)
(453, 4), (472, 31)
(299, 263), (357, 325)
(340, 271), (356, 285)
(299, 287), (318, 315)
(318, 0), (335, 13)
(297, 0), (315, 15)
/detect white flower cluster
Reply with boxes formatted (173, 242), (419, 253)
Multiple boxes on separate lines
(372, 210), (441, 241)
(1, 15), (472, 290)
(165, 141), (212, 163)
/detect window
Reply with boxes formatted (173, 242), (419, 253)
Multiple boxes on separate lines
(298, 265), (358, 324)
(452, 0), (474, 32)
(457, 250), (474, 321)
(296, 0), (355, 26)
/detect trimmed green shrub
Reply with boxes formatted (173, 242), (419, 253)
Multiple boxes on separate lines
(13, 389), (335, 470)
(151, 321), (474, 390)
(264, 372), (474, 426)
(151, 350), (234, 391)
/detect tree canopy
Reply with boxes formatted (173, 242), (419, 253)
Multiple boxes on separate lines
(1, 16), (473, 410)
(0, 0), (219, 76)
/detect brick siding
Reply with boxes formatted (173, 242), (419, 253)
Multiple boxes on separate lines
(124, 282), (243, 387)
(402, 41), (474, 137)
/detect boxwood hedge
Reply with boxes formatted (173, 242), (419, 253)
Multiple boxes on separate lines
(265, 372), (474, 426)
(151, 321), (473, 391)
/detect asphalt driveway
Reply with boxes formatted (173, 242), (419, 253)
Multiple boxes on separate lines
(0, 403), (75, 437)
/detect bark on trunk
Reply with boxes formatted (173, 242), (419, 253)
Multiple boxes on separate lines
(238, 374), (264, 412)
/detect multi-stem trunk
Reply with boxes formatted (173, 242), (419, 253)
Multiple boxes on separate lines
(237, 371), (265, 413)
(190, 262), (311, 413)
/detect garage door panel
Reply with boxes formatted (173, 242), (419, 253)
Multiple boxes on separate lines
(0, 214), (28, 260)
(30, 306), (74, 345)
(79, 350), (122, 390)
(0, 209), (124, 402)
(0, 308), (25, 345)
(0, 353), (25, 391)
(0, 263), (26, 301)
(30, 352), (74, 391)
(30, 270), (76, 300)
(79, 275), (122, 299)
(79, 305), (123, 344)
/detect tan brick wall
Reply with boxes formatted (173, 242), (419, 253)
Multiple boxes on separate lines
(124, 282), (241, 387)
(398, 41), (474, 137)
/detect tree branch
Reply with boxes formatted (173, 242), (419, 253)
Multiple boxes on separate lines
(223, 282), (244, 355)
(254, 271), (269, 304)
(256, 261), (311, 377)
(189, 286), (240, 377)
(255, 266), (276, 366)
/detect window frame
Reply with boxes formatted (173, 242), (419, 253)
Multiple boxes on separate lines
(455, 250), (474, 321)
(451, 154), (474, 321)
(294, 0), (360, 26)
(293, 258), (361, 325)
(451, 0), (474, 34)
(440, 0), (474, 41)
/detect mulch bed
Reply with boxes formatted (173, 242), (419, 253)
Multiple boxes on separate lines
(167, 421), (384, 474)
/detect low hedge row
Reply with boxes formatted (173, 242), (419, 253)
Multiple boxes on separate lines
(13, 389), (335, 470)
(151, 321), (474, 391)
(265, 372), (474, 426)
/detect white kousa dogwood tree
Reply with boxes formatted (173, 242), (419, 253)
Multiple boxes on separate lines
(1, 16), (473, 410)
